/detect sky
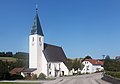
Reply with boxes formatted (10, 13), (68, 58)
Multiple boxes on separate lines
(0, 0), (120, 59)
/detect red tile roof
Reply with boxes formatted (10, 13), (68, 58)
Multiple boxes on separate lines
(84, 59), (104, 65)
(10, 68), (24, 75)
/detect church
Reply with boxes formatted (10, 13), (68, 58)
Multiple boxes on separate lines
(21, 6), (69, 77)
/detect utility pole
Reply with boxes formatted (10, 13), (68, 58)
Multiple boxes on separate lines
(102, 55), (105, 61)
(102, 55), (105, 75)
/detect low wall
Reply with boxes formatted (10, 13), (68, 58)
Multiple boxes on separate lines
(102, 74), (120, 84)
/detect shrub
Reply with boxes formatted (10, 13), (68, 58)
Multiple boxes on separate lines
(78, 72), (82, 75)
(31, 74), (37, 80)
(38, 73), (46, 80)
(104, 59), (120, 71)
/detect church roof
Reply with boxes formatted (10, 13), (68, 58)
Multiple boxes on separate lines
(43, 43), (67, 64)
(30, 9), (44, 36)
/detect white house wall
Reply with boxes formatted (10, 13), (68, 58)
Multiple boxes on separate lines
(92, 65), (103, 72)
(81, 61), (93, 73)
(81, 61), (103, 74)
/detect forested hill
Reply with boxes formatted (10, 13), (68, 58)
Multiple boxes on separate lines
(0, 52), (28, 61)
(0, 52), (29, 79)
(0, 52), (28, 57)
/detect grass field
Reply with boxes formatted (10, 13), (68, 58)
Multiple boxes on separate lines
(0, 57), (16, 61)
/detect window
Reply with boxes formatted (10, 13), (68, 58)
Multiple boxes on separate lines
(39, 37), (41, 42)
(49, 72), (51, 75)
(48, 63), (51, 69)
(59, 64), (60, 70)
(32, 37), (34, 42)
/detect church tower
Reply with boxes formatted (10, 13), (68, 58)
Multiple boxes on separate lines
(29, 5), (44, 71)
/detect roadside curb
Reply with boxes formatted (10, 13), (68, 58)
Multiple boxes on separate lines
(102, 74), (120, 84)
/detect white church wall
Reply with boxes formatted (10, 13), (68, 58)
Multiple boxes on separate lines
(41, 52), (48, 76)
(29, 34), (48, 77)
(47, 62), (69, 77)
(36, 35), (44, 73)
(29, 35), (38, 68)
(48, 62), (59, 77)
(60, 62), (69, 76)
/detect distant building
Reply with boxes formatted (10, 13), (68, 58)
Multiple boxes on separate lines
(81, 59), (104, 74)
(115, 56), (120, 60)
(21, 6), (69, 77)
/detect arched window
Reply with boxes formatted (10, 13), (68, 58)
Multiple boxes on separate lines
(39, 37), (41, 42)
(32, 37), (34, 42)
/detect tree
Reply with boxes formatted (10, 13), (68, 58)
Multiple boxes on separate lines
(0, 52), (6, 57)
(104, 59), (120, 71)
(67, 59), (73, 70)
(6, 52), (13, 57)
(105, 55), (110, 60)
(82, 56), (92, 62)
(14, 52), (29, 68)
(73, 58), (78, 71)
(84, 56), (92, 59)
(0, 52), (13, 57)
(0, 60), (9, 79)
(14, 52), (29, 59)
(0, 52), (29, 80)
(67, 58), (84, 71)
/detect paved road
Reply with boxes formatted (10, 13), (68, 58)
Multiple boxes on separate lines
(43, 73), (111, 84)
(0, 73), (111, 84)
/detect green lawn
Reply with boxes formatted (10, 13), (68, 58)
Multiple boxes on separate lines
(0, 57), (16, 61)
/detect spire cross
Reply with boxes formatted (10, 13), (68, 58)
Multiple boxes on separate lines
(36, 0), (38, 13)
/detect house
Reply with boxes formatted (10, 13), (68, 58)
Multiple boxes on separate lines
(10, 68), (24, 75)
(21, 5), (69, 77)
(115, 56), (120, 60)
(81, 59), (104, 74)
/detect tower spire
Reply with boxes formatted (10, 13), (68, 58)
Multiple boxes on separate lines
(30, 1), (44, 36)
(36, 0), (38, 13)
